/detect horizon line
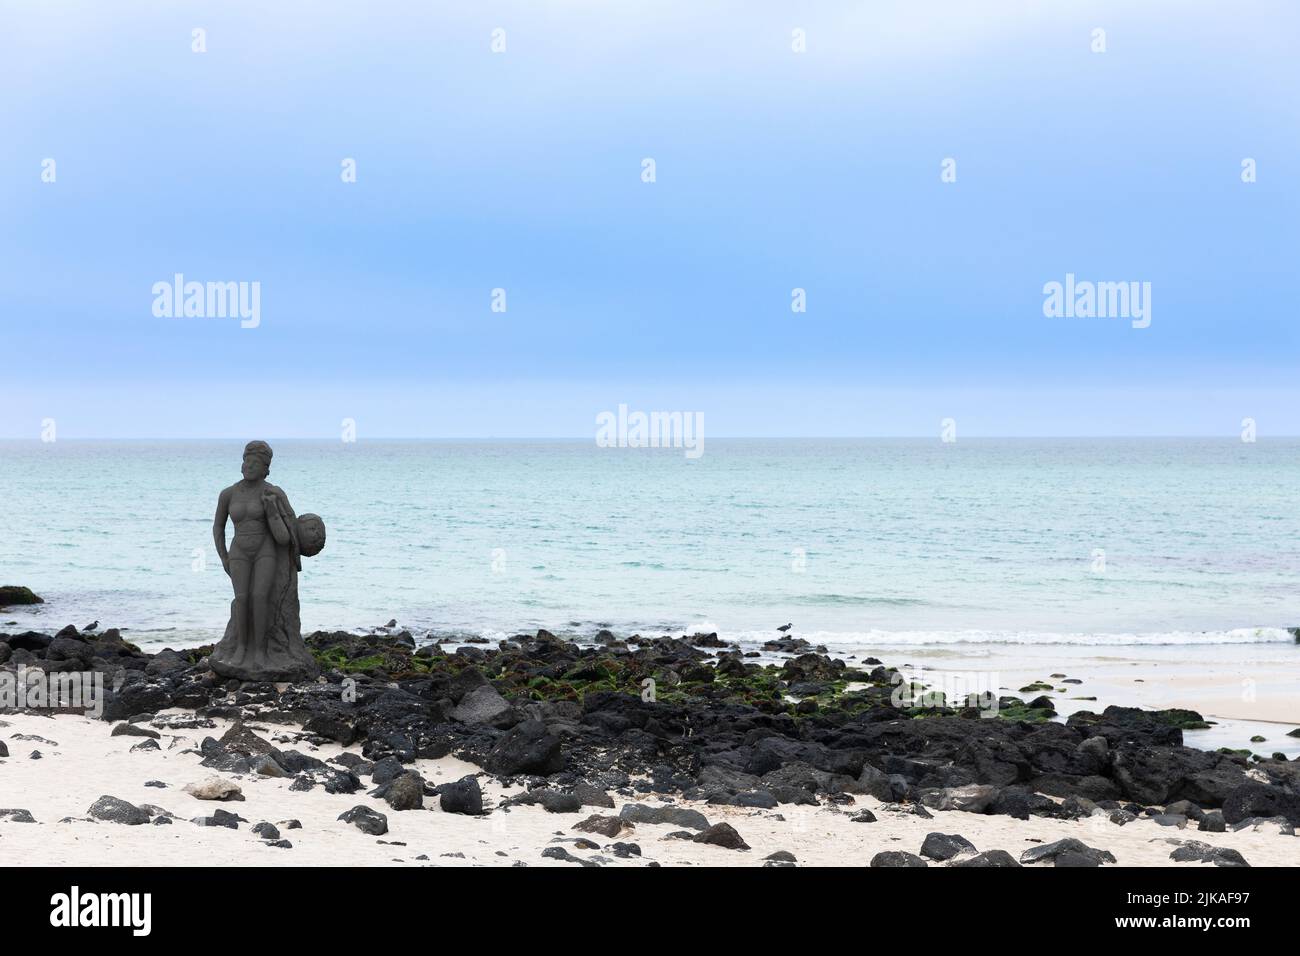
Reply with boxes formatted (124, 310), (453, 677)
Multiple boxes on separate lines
(2, 435), (1295, 442)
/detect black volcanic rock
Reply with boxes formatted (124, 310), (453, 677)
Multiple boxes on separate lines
(337, 805), (388, 836)
(1020, 838), (1115, 866)
(439, 776), (485, 816)
(1222, 782), (1300, 826)
(3, 622), (1292, 844)
(870, 851), (927, 868)
(951, 849), (1021, 868)
(87, 796), (150, 826)
(0, 587), (43, 607)
(485, 720), (563, 775)
(919, 832), (976, 861)
(691, 822), (749, 850)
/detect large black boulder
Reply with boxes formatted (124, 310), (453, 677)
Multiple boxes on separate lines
(619, 803), (710, 831)
(1222, 783), (1300, 826)
(1020, 838), (1116, 866)
(1067, 706), (1190, 747)
(484, 720), (563, 775)
(2, 631), (52, 652)
(439, 776), (485, 815)
(304, 714), (357, 746)
(87, 795), (150, 826)
(919, 832), (976, 861)
(46, 633), (95, 664)
(1111, 746), (1247, 806)
(870, 851), (927, 868)
(102, 678), (175, 721)
(337, 805), (388, 836)
(951, 849), (1021, 868)
(375, 772), (424, 811)
(692, 822), (749, 850)
(0, 587), (43, 607)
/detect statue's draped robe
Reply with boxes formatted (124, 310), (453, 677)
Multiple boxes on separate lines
(210, 490), (320, 682)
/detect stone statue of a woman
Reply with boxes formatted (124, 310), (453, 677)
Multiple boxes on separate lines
(210, 441), (325, 681)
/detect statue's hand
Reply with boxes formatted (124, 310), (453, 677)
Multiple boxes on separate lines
(221, 556), (231, 577)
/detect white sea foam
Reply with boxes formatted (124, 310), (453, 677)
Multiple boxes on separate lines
(721, 626), (1296, 647)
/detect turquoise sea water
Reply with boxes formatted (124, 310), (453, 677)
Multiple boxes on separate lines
(0, 439), (1297, 650)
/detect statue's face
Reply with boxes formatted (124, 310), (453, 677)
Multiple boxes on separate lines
(241, 454), (268, 481)
(297, 515), (327, 556)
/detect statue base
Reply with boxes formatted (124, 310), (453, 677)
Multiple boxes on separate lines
(209, 654), (320, 683)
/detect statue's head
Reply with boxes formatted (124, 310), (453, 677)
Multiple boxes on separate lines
(241, 440), (273, 481)
(297, 513), (327, 557)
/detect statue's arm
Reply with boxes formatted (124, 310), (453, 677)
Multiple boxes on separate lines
(264, 486), (294, 546)
(213, 488), (232, 573)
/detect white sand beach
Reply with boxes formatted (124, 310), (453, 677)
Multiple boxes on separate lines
(1, 710), (1295, 868)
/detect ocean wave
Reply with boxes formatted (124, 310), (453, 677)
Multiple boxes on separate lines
(785, 594), (934, 607)
(720, 627), (1297, 647)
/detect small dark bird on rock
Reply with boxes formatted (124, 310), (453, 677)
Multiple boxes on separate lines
(83, 621), (99, 632)
(777, 623), (792, 632)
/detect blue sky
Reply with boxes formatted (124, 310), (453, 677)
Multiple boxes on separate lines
(2, 0), (1297, 437)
